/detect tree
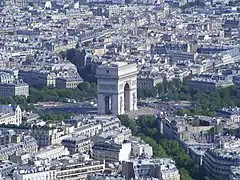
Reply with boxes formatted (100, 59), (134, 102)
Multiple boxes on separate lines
(148, 128), (157, 138)
(189, 107), (199, 114)
(117, 115), (137, 135)
(154, 77), (240, 117)
(118, 115), (132, 127)
(78, 82), (91, 92)
(176, 109), (186, 116)
(180, 168), (192, 180)
(90, 83), (97, 94)
(27, 86), (97, 103)
(137, 88), (157, 99)
(13, 95), (27, 104)
(167, 92), (179, 101)
(45, 89), (59, 97)
(141, 136), (168, 158)
(137, 115), (156, 129)
(40, 111), (65, 122)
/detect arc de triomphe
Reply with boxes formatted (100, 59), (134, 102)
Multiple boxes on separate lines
(96, 62), (138, 115)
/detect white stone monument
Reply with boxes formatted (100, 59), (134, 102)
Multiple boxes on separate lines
(96, 62), (138, 115)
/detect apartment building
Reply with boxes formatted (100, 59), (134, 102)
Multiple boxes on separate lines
(216, 108), (240, 123)
(151, 42), (189, 55)
(159, 115), (213, 142)
(0, 135), (38, 160)
(92, 140), (131, 162)
(34, 145), (70, 162)
(55, 76), (83, 89)
(188, 77), (233, 92)
(57, 160), (105, 180)
(170, 51), (195, 62)
(130, 137), (153, 157)
(97, 130), (125, 145)
(89, 115), (121, 132)
(11, 0), (41, 7)
(19, 68), (82, 89)
(0, 129), (22, 145)
(61, 136), (91, 154)
(18, 69), (56, 88)
(0, 81), (29, 98)
(0, 125), (65, 147)
(122, 157), (180, 180)
(203, 137), (240, 180)
(137, 75), (162, 89)
(14, 167), (57, 180)
(0, 105), (22, 126)
(0, 69), (18, 79)
(118, 126), (132, 141)
(30, 126), (64, 147)
(0, 72), (14, 83)
(13, 159), (105, 180)
(73, 123), (101, 137)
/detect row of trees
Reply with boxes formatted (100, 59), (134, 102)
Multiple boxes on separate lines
(137, 78), (190, 99)
(117, 115), (209, 180)
(0, 82), (97, 122)
(137, 78), (189, 99)
(137, 88), (157, 99)
(0, 95), (37, 112)
(29, 82), (97, 103)
(139, 77), (240, 116)
(176, 107), (216, 117)
(0, 95), (75, 122)
(39, 111), (75, 122)
(0, 82), (97, 105)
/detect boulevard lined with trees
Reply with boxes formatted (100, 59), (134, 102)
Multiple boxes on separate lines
(0, 82), (97, 121)
(0, 82), (97, 106)
(139, 77), (239, 116)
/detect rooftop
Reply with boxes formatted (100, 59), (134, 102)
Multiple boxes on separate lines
(207, 137), (240, 162)
(130, 157), (178, 174)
